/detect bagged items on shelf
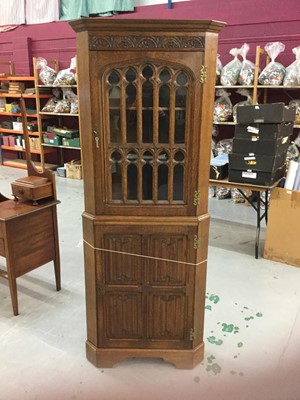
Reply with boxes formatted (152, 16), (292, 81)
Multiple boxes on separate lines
(231, 187), (246, 203)
(289, 99), (300, 124)
(212, 124), (219, 139)
(65, 88), (78, 114)
(220, 48), (242, 86)
(233, 88), (253, 122)
(41, 88), (61, 112)
(36, 57), (57, 85)
(53, 56), (77, 86)
(216, 139), (232, 199)
(54, 99), (71, 113)
(213, 89), (233, 122)
(53, 69), (76, 86)
(258, 42), (286, 85)
(54, 88), (71, 113)
(238, 43), (256, 85)
(209, 137), (218, 198)
(283, 46), (300, 86)
(211, 137), (218, 157)
(286, 142), (300, 169)
(42, 97), (57, 112)
(216, 54), (222, 84)
(294, 132), (300, 148)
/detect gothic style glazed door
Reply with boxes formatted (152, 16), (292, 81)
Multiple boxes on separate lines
(71, 19), (224, 369)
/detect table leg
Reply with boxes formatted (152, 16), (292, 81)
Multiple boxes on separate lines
(52, 206), (61, 291)
(255, 193), (261, 259)
(7, 272), (18, 316)
(264, 189), (269, 224)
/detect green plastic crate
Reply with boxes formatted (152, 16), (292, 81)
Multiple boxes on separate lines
(43, 133), (62, 146)
(62, 137), (80, 147)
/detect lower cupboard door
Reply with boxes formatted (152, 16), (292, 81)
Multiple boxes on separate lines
(96, 227), (198, 349)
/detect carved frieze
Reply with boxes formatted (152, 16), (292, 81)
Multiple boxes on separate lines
(89, 35), (204, 51)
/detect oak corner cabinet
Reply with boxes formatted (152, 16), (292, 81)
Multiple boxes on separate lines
(70, 18), (224, 369)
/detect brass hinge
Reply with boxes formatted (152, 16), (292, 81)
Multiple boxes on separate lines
(200, 65), (207, 83)
(193, 235), (200, 249)
(189, 328), (195, 341)
(193, 190), (200, 206)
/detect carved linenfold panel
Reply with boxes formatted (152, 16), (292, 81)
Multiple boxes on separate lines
(89, 36), (204, 51)
(148, 293), (185, 339)
(104, 234), (143, 284)
(149, 235), (187, 285)
(105, 292), (143, 338)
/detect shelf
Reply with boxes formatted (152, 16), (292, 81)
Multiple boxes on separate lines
(0, 93), (52, 99)
(42, 143), (81, 150)
(0, 93), (22, 98)
(37, 84), (77, 88)
(0, 128), (39, 136)
(39, 112), (79, 117)
(3, 158), (57, 170)
(215, 85), (254, 89)
(257, 85), (300, 90)
(0, 76), (35, 81)
(1, 145), (55, 154)
(213, 121), (236, 125)
(0, 112), (38, 117)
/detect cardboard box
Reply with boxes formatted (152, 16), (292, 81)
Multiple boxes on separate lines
(8, 135), (16, 147)
(5, 103), (12, 113)
(66, 159), (82, 180)
(234, 122), (293, 141)
(229, 151), (286, 172)
(236, 103), (296, 124)
(12, 121), (23, 131)
(2, 136), (9, 146)
(264, 187), (300, 267)
(228, 164), (286, 186)
(232, 136), (290, 156)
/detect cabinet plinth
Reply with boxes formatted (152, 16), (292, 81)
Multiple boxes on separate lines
(71, 18), (225, 369)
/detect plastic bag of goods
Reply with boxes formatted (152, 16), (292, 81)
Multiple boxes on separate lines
(233, 88), (253, 122)
(36, 57), (57, 85)
(286, 142), (300, 168)
(258, 42), (286, 85)
(289, 99), (300, 124)
(216, 54), (222, 84)
(213, 89), (233, 123)
(64, 88), (78, 114)
(283, 46), (300, 86)
(216, 139), (233, 200)
(238, 43), (256, 85)
(41, 89), (61, 112)
(220, 48), (242, 86)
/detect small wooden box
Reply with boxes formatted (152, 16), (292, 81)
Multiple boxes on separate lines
(11, 176), (53, 204)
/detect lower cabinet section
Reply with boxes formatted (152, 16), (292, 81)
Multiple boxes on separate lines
(83, 214), (209, 368)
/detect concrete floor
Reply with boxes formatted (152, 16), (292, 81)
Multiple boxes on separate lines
(0, 165), (300, 400)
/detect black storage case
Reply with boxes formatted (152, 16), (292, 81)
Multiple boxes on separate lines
(232, 136), (290, 156)
(234, 122), (293, 141)
(228, 164), (286, 186)
(229, 151), (287, 172)
(236, 103), (296, 124)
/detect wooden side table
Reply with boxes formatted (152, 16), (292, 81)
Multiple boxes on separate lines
(0, 197), (61, 315)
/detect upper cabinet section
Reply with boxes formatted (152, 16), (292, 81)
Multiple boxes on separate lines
(71, 19), (225, 216)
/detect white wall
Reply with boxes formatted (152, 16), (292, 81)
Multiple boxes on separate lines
(134, 0), (191, 6)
